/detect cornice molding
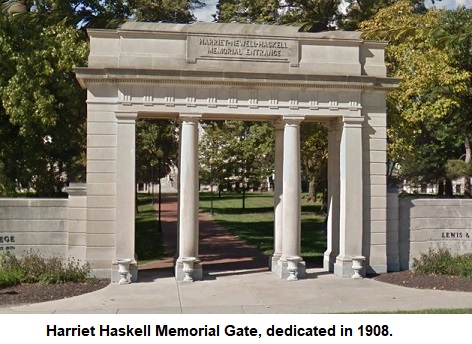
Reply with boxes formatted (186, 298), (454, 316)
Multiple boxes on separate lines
(75, 68), (400, 91)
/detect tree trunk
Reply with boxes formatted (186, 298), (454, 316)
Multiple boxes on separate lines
(445, 179), (453, 198)
(437, 180), (444, 197)
(465, 137), (471, 197)
(307, 177), (317, 202)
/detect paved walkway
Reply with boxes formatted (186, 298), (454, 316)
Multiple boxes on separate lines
(139, 193), (269, 273)
(2, 193), (472, 314)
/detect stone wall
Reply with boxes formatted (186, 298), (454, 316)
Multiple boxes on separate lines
(388, 194), (472, 270)
(0, 198), (69, 257)
(0, 184), (89, 266)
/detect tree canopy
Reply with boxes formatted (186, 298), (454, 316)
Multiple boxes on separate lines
(216, 0), (340, 31)
(0, 0), (202, 196)
(0, 9), (88, 195)
(361, 1), (472, 193)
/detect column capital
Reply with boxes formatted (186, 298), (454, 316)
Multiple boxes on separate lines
(273, 119), (284, 130)
(342, 116), (364, 127)
(283, 115), (305, 125)
(327, 117), (341, 131)
(179, 113), (202, 122)
(115, 111), (138, 123)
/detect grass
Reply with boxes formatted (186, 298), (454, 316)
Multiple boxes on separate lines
(135, 194), (166, 264)
(199, 192), (327, 264)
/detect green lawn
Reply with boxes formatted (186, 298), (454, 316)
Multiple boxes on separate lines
(135, 194), (166, 264)
(199, 192), (327, 265)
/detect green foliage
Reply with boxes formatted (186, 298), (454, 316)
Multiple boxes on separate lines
(446, 159), (472, 180)
(0, 1), (203, 29)
(361, 1), (472, 188)
(0, 7), (88, 196)
(133, 0), (203, 23)
(300, 122), (328, 204)
(0, 267), (23, 288)
(216, 0), (340, 31)
(0, 0), (202, 196)
(199, 121), (274, 193)
(136, 119), (178, 185)
(216, 0), (285, 24)
(339, 0), (437, 30)
(0, 250), (91, 287)
(413, 247), (472, 278)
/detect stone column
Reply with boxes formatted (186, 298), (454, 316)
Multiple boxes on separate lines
(115, 112), (138, 282)
(324, 118), (341, 272)
(271, 120), (284, 272)
(175, 114), (202, 281)
(334, 116), (364, 278)
(276, 115), (306, 279)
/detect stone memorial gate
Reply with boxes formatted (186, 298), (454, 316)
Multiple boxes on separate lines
(72, 22), (399, 282)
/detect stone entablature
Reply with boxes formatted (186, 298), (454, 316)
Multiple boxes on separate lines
(76, 71), (397, 119)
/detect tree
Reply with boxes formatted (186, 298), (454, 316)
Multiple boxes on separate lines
(0, 11), (88, 195)
(0, 0), (203, 196)
(300, 123), (328, 204)
(133, 0), (203, 23)
(1, 1), (204, 28)
(135, 119), (179, 189)
(339, 0), (441, 30)
(216, 0), (285, 24)
(361, 1), (471, 194)
(199, 121), (244, 195)
(199, 121), (275, 197)
(435, 8), (472, 195)
(279, 0), (340, 31)
(216, 0), (340, 31)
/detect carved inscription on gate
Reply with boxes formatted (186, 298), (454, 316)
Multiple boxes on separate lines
(0, 235), (16, 252)
(187, 35), (299, 66)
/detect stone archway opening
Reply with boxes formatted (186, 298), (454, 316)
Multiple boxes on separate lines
(134, 118), (179, 269)
(76, 21), (398, 283)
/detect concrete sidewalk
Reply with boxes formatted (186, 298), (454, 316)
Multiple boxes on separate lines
(3, 267), (472, 314)
(2, 193), (472, 314)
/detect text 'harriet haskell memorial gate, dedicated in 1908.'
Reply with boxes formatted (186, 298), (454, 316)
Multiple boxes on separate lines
(75, 22), (399, 282)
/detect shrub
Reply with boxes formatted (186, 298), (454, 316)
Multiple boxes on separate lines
(0, 268), (23, 288)
(0, 250), (91, 287)
(413, 247), (472, 278)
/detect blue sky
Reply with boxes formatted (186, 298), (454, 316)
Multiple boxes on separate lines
(193, 0), (472, 22)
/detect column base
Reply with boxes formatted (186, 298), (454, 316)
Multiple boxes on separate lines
(334, 256), (365, 278)
(175, 259), (203, 281)
(274, 257), (306, 279)
(323, 251), (336, 272)
(269, 253), (282, 271)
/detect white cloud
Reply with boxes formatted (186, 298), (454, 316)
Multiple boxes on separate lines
(193, 0), (218, 22)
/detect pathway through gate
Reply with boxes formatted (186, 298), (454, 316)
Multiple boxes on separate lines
(138, 193), (269, 279)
